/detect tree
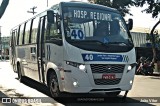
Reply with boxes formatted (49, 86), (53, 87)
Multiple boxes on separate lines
(0, 0), (9, 19)
(134, 0), (160, 18)
(90, 0), (160, 64)
(134, 0), (160, 63)
(89, 0), (135, 17)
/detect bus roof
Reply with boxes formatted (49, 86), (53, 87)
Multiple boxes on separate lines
(60, 1), (120, 14)
(11, 1), (120, 31)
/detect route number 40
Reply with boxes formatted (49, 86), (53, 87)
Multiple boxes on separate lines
(71, 29), (84, 40)
(85, 54), (94, 61)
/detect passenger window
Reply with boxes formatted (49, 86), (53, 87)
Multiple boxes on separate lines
(11, 28), (18, 46)
(31, 17), (39, 43)
(19, 24), (25, 45)
(17, 26), (20, 45)
(24, 21), (31, 44)
(45, 14), (62, 41)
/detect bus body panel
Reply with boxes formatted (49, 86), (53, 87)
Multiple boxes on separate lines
(59, 42), (136, 93)
(44, 43), (64, 91)
(16, 44), (40, 81)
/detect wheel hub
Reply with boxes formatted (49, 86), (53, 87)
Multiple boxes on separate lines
(50, 79), (58, 92)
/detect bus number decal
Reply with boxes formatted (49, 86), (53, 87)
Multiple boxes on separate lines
(71, 29), (85, 40)
(85, 54), (93, 61)
(82, 53), (124, 62)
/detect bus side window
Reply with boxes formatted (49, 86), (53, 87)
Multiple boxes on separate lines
(24, 20), (31, 44)
(17, 26), (20, 45)
(45, 14), (62, 41)
(19, 24), (25, 45)
(30, 17), (39, 43)
(11, 28), (18, 46)
(44, 17), (49, 41)
(31, 17), (39, 43)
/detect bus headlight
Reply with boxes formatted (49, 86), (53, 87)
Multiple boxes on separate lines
(79, 64), (86, 70)
(127, 63), (137, 73)
(66, 61), (87, 72)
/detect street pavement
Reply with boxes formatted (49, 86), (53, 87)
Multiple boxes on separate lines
(0, 61), (64, 106)
(0, 61), (160, 106)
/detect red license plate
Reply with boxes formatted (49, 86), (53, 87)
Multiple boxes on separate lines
(102, 74), (116, 79)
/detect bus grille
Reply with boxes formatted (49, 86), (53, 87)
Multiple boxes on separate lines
(94, 78), (121, 85)
(90, 64), (125, 85)
(90, 64), (125, 73)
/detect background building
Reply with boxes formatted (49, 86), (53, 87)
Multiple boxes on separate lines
(131, 27), (160, 61)
(0, 36), (10, 59)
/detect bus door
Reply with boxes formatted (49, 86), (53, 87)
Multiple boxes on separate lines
(37, 16), (46, 83)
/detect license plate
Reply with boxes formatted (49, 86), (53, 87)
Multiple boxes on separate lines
(102, 74), (116, 80)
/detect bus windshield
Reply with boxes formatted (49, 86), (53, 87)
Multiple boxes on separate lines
(63, 7), (133, 52)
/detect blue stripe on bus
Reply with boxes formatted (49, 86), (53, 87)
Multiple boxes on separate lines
(82, 54), (128, 62)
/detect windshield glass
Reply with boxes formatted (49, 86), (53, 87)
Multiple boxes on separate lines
(62, 6), (133, 52)
(64, 7), (131, 44)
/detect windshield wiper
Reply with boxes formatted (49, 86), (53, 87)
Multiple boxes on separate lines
(70, 40), (108, 48)
(106, 42), (129, 46)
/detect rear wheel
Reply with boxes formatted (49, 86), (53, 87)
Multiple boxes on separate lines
(17, 64), (23, 82)
(12, 59), (16, 72)
(49, 72), (64, 97)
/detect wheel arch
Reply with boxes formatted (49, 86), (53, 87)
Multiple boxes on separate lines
(16, 58), (24, 76)
(46, 62), (63, 91)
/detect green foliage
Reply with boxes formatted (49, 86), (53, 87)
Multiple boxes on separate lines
(146, 33), (151, 41)
(91, 0), (160, 18)
(146, 32), (160, 49)
(134, 0), (160, 18)
(93, 0), (135, 16)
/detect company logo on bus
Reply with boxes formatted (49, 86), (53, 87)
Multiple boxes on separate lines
(106, 65), (112, 70)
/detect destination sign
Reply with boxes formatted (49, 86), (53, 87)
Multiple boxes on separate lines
(67, 8), (113, 21)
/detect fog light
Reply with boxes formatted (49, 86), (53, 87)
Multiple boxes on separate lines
(130, 80), (133, 84)
(73, 81), (78, 87)
(128, 65), (132, 70)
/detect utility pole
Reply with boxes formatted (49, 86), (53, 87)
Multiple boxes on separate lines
(47, 0), (48, 7)
(27, 6), (37, 15)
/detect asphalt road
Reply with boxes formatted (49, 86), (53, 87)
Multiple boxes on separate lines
(0, 61), (160, 106)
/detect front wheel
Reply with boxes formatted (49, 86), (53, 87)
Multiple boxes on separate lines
(49, 72), (64, 97)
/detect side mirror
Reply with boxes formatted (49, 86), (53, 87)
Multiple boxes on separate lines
(47, 10), (55, 23)
(127, 18), (133, 30)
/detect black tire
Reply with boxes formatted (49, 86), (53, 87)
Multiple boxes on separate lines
(17, 64), (23, 82)
(49, 72), (64, 98)
(105, 91), (121, 97)
(13, 64), (16, 72)
(12, 60), (16, 72)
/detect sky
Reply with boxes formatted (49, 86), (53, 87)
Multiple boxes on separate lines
(125, 5), (160, 32)
(0, 0), (160, 36)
